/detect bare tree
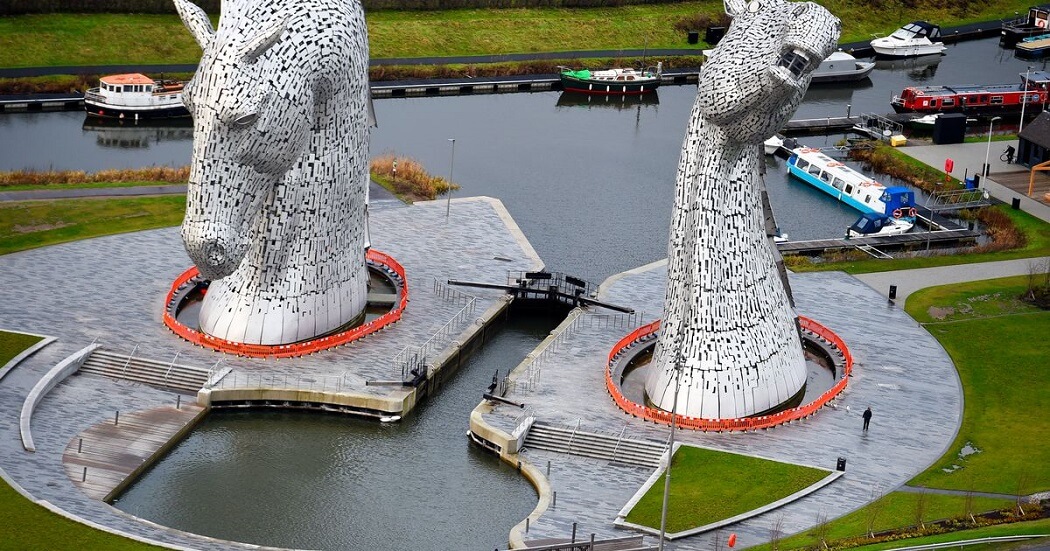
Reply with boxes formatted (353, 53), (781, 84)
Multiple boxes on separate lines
(769, 512), (786, 551)
(813, 509), (831, 550)
(965, 475), (977, 525)
(866, 485), (886, 539)
(1016, 469), (1030, 516)
(914, 486), (929, 531)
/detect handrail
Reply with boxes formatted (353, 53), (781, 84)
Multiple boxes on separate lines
(603, 316), (854, 432)
(163, 249), (408, 358)
(566, 419), (581, 454)
(611, 422), (629, 460)
(120, 344), (138, 379)
(394, 295), (477, 379)
(163, 351), (181, 387)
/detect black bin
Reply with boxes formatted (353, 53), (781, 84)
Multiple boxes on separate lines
(932, 113), (967, 144)
(705, 26), (726, 45)
(1012, 197), (1022, 210)
(837, 457), (847, 471)
(687, 31), (699, 44)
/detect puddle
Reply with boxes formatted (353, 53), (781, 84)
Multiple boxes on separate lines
(958, 442), (981, 458)
(942, 464), (961, 473)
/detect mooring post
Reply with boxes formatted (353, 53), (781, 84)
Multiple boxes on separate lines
(546, 460), (551, 477)
(590, 533), (595, 550)
(114, 410), (119, 426)
(82, 467), (87, 482)
(571, 522), (577, 543)
(77, 438), (83, 454)
(553, 491), (557, 509)
(176, 395), (181, 410)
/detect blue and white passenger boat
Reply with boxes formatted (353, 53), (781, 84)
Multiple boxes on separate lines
(786, 147), (918, 237)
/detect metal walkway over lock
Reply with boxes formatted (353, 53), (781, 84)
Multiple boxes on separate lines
(449, 271), (634, 313)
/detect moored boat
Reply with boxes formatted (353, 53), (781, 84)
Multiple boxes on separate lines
(558, 63), (662, 95)
(870, 21), (947, 58)
(1015, 32), (1050, 57)
(811, 51), (876, 83)
(786, 147), (917, 237)
(846, 211), (912, 238)
(84, 73), (189, 120)
(890, 71), (1050, 116)
(1001, 5), (1050, 48)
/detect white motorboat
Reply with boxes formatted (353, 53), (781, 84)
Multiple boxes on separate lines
(84, 73), (189, 120)
(846, 212), (914, 238)
(870, 21), (947, 58)
(764, 135), (784, 155)
(811, 51), (876, 83)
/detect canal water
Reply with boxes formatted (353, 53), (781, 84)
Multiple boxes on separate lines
(2, 35), (1032, 549)
(112, 309), (559, 550)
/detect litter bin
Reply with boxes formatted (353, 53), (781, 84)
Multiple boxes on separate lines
(705, 26), (726, 45)
(837, 457), (847, 471)
(687, 31), (700, 44)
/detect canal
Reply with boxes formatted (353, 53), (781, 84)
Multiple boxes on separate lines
(1, 35), (1036, 549)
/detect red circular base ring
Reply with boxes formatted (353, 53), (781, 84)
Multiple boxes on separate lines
(606, 316), (853, 432)
(163, 249), (407, 358)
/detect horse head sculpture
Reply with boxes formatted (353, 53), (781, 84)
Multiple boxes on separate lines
(645, 0), (839, 419)
(174, 0), (373, 345)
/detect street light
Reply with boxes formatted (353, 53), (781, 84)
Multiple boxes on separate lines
(657, 355), (682, 551)
(1020, 66), (1032, 134)
(445, 138), (456, 219)
(984, 116), (1002, 177)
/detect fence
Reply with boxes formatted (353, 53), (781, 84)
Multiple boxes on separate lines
(393, 296), (478, 380)
(210, 370), (359, 393)
(603, 316), (854, 432)
(162, 249), (408, 358)
(432, 278), (477, 305)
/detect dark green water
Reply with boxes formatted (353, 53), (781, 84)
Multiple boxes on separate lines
(113, 311), (562, 550)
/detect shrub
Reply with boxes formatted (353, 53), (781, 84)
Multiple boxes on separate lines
(370, 154), (459, 201)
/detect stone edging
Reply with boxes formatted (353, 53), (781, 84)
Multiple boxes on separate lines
(20, 343), (98, 452)
(0, 328), (56, 383)
(613, 443), (843, 540)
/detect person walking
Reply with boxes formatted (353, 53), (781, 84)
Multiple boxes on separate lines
(863, 407), (872, 431)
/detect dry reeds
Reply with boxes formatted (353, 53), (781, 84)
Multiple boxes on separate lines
(0, 166), (190, 187)
(971, 207), (1027, 253)
(848, 143), (958, 194)
(370, 154), (459, 201)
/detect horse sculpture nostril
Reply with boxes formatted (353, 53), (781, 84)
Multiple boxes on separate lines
(777, 49), (811, 79)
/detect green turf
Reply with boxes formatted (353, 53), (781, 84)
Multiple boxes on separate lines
(0, 0), (1041, 68)
(752, 491), (1018, 551)
(0, 330), (163, 550)
(903, 278), (1050, 494)
(624, 445), (829, 533)
(846, 518), (1050, 551)
(0, 181), (183, 192)
(0, 196), (186, 256)
(786, 204), (1050, 274)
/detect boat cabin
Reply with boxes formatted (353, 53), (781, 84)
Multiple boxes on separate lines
(892, 72), (1050, 113)
(90, 74), (184, 105)
(889, 21), (942, 42)
(1002, 5), (1050, 46)
(848, 212), (895, 236)
(881, 186), (916, 217)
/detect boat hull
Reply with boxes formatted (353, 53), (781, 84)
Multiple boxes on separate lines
(85, 101), (190, 120)
(811, 62), (876, 83)
(871, 44), (946, 58)
(559, 75), (661, 95)
(787, 161), (881, 215)
(890, 101), (1040, 117)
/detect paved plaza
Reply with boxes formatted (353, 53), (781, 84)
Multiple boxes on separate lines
(0, 197), (541, 549)
(482, 261), (964, 549)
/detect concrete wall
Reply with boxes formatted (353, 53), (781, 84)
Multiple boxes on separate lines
(20, 343), (99, 452)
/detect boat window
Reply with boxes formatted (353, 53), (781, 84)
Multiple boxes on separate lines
(616, 76), (625, 81)
(627, 76), (635, 81)
(809, 165), (821, 175)
(819, 171), (831, 183)
(830, 178), (843, 190)
(922, 100), (929, 106)
(942, 98), (955, 107)
(796, 159), (809, 170)
(844, 184), (853, 194)
(145, 85), (152, 92)
(991, 95), (1003, 104)
(864, 195), (871, 203)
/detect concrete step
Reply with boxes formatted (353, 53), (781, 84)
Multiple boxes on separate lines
(80, 349), (211, 393)
(524, 423), (666, 467)
(80, 361), (206, 387)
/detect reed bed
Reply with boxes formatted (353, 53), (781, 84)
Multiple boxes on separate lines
(969, 206), (1027, 252)
(370, 154), (459, 201)
(0, 166), (189, 187)
(848, 142), (962, 193)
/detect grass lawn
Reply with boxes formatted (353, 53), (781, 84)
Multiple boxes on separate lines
(624, 445), (828, 533)
(904, 277), (1050, 494)
(0, 331), (163, 551)
(0, 0), (1040, 68)
(0, 196), (185, 256)
(0, 181), (185, 193)
(787, 204), (1050, 274)
(846, 518), (1050, 550)
(750, 491), (1017, 550)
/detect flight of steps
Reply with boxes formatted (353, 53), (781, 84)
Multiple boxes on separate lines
(79, 349), (210, 393)
(523, 422), (667, 468)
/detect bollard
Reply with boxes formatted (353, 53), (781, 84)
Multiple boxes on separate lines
(77, 438), (82, 454)
(553, 491), (557, 509)
(888, 285), (897, 301)
(525, 517), (530, 533)
(176, 395), (181, 409)
(590, 533), (595, 550)
(82, 467), (87, 482)
(114, 410), (119, 426)
(846, 103), (851, 118)
(571, 522), (577, 543)
(546, 460), (550, 477)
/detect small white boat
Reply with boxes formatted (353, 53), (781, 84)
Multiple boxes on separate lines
(764, 135), (784, 155)
(908, 113), (940, 129)
(847, 212), (913, 238)
(870, 21), (947, 58)
(84, 73), (189, 120)
(787, 147), (918, 238)
(811, 51), (876, 83)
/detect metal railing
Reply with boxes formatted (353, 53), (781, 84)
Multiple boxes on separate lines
(432, 278), (477, 305)
(393, 296), (478, 380)
(211, 370), (357, 393)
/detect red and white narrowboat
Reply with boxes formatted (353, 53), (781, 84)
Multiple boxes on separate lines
(890, 71), (1050, 116)
(84, 74), (189, 120)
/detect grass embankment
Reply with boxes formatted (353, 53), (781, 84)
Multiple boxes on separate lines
(0, 331), (162, 551)
(370, 154), (460, 202)
(0, 196), (186, 256)
(0, 0), (1039, 69)
(624, 445), (828, 533)
(905, 276), (1050, 494)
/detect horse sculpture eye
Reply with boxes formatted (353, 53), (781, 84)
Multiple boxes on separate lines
(747, 0), (761, 12)
(233, 113), (259, 128)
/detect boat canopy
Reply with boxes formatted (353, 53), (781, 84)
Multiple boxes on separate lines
(881, 186), (915, 214)
(892, 21), (941, 40)
(563, 69), (592, 79)
(849, 212), (892, 235)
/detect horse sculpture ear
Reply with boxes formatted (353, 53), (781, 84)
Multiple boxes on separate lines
(239, 19), (286, 63)
(724, 0), (746, 16)
(173, 0), (215, 50)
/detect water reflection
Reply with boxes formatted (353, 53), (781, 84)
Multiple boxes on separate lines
(82, 117), (193, 149)
(555, 91), (660, 110)
(873, 54), (944, 81)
